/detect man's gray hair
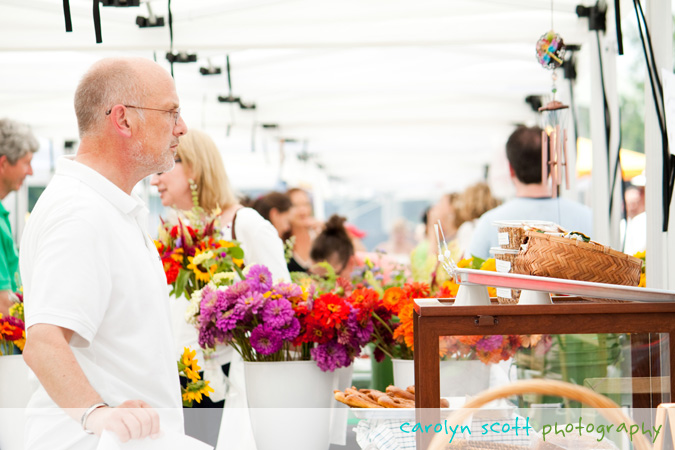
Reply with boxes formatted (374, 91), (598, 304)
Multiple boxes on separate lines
(74, 58), (148, 137)
(0, 119), (39, 164)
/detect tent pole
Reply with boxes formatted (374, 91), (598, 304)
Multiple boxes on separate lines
(645, 0), (673, 289)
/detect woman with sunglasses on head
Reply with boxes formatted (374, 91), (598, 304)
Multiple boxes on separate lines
(151, 129), (288, 448)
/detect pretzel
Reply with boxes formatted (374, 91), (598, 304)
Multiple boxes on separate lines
(406, 385), (415, 395)
(334, 389), (383, 408)
(359, 388), (388, 403)
(377, 395), (415, 408)
(386, 385), (415, 401)
(334, 385), (448, 409)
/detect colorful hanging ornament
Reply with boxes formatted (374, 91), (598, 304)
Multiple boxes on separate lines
(536, 31), (566, 70)
(536, 28), (570, 198)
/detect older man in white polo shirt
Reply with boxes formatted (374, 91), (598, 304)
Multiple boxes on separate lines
(20, 57), (187, 449)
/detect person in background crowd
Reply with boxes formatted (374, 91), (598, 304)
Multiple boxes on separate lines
(0, 118), (38, 318)
(410, 193), (461, 283)
(286, 187), (320, 272)
(621, 184), (646, 255)
(467, 125), (592, 260)
(310, 214), (355, 279)
(375, 218), (415, 265)
(21, 57), (187, 449)
(455, 182), (501, 257)
(252, 191), (294, 239)
(151, 129), (289, 447)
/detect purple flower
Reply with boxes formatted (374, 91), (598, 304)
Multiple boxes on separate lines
(224, 279), (251, 305)
(199, 323), (229, 349)
(272, 282), (304, 302)
(247, 265), (273, 293)
(345, 309), (373, 347)
(310, 341), (351, 372)
(233, 291), (265, 319)
(262, 298), (294, 328)
(215, 305), (245, 333)
(337, 309), (372, 351)
(476, 335), (503, 352)
(250, 324), (283, 355)
(278, 317), (301, 341)
(198, 285), (219, 325)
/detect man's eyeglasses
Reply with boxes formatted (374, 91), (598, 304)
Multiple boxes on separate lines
(105, 105), (181, 125)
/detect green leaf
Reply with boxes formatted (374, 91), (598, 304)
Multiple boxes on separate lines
(470, 256), (485, 270)
(227, 247), (245, 259)
(174, 268), (191, 298)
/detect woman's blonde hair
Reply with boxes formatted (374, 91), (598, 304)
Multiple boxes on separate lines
(455, 182), (500, 227)
(175, 130), (237, 212)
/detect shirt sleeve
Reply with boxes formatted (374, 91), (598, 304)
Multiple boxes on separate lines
(466, 216), (492, 260)
(0, 240), (13, 291)
(23, 214), (112, 347)
(235, 208), (291, 283)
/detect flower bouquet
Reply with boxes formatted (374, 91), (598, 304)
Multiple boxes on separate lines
(186, 264), (374, 372)
(154, 205), (244, 299)
(0, 293), (25, 355)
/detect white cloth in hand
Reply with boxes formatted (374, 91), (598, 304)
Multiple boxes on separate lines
(97, 429), (213, 450)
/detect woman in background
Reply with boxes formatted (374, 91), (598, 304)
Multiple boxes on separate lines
(310, 214), (355, 278)
(152, 130), (290, 281)
(252, 191), (294, 239)
(455, 182), (501, 258)
(410, 193), (461, 284)
(286, 187), (319, 272)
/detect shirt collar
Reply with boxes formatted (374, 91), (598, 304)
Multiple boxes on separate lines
(0, 201), (8, 217)
(56, 155), (147, 218)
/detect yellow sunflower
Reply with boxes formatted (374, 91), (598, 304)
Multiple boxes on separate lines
(180, 347), (201, 382)
(187, 249), (216, 283)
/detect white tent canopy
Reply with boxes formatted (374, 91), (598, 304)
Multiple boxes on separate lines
(0, 0), (594, 197)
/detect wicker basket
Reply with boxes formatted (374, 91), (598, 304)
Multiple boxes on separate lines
(513, 232), (642, 287)
(429, 379), (651, 450)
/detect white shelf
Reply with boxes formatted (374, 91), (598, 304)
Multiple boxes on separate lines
(455, 269), (675, 303)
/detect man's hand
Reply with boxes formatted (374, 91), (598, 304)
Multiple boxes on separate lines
(85, 400), (161, 442)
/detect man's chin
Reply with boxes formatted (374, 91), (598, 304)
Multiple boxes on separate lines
(157, 158), (175, 174)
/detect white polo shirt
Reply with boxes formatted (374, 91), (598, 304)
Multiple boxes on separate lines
(20, 156), (183, 450)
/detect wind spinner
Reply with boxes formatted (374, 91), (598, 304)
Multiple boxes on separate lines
(536, 30), (570, 198)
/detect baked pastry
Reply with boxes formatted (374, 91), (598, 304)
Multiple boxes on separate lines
(386, 385), (415, 401)
(332, 385), (448, 409)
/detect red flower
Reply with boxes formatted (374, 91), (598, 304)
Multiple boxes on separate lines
(347, 288), (378, 322)
(162, 257), (182, 284)
(403, 282), (430, 300)
(312, 293), (350, 328)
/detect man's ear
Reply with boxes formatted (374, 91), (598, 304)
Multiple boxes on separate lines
(0, 155), (8, 173)
(108, 105), (133, 138)
(508, 163), (515, 178)
(269, 207), (279, 223)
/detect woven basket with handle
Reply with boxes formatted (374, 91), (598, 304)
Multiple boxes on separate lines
(513, 232), (642, 287)
(428, 379), (651, 450)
